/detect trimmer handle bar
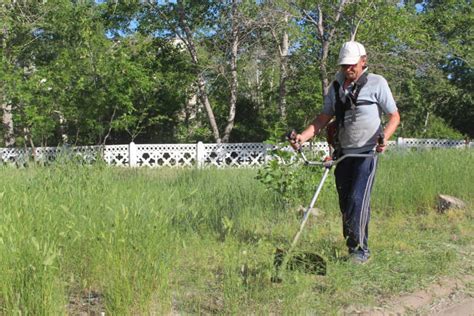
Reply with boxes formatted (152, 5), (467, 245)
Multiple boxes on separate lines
(286, 128), (376, 168)
(299, 152), (375, 168)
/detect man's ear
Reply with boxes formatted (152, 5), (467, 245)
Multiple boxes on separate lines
(361, 56), (368, 68)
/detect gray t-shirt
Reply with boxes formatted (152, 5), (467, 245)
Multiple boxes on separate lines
(322, 71), (398, 154)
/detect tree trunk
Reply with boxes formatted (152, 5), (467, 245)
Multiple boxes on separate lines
(196, 74), (220, 142)
(278, 12), (289, 122)
(423, 111), (430, 134)
(2, 102), (14, 146)
(350, 1), (373, 41)
(177, 1), (221, 142)
(222, 0), (239, 143)
(320, 39), (330, 97)
(255, 63), (262, 107)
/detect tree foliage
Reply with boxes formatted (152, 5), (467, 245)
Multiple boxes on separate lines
(0, 0), (471, 147)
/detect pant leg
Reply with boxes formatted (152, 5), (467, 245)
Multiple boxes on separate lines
(335, 155), (378, 254)
(334, 158), (353, 246)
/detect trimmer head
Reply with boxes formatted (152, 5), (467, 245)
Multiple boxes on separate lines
(272, 248), (326, 282)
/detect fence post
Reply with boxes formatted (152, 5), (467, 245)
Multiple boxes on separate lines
(397, 137), (405, 148)
(129, 142), (138, 167)
(263, 143), (272, 165)
(196, 141), (205, 168)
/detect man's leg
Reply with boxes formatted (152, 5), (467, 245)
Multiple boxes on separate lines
(334, 158), (354, 248)
(335, 155), (378, 259)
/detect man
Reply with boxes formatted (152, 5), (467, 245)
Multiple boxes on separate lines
(291, 41), (400, 264)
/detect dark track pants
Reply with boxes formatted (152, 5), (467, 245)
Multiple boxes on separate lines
(334, 153), (378, 255)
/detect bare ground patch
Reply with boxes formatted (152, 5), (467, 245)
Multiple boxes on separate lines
(68, 290), (105, 315)
(343, 275), (474, 315)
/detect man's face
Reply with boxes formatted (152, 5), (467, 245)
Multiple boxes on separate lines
(340, 57), (366, 82)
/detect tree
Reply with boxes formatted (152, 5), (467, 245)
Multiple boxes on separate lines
(259, 1), (293, 123)
(0, 0), (471, 146)
(0, 2), (44, 147)
(421, 0), (473, 137)
(296, 0), (349, 96)
(0, 3), (15, 147)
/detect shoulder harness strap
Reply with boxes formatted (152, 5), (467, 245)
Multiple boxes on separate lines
(333, 71), (370, 128)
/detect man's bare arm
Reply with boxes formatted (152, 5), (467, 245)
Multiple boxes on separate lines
(377, 111), (400, 152)
(297, 114), (333, 144)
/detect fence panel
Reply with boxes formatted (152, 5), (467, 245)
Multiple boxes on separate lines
(104, 145), (129, 166)
(202, 143), (270, 167)
(133, 143), (196, 167)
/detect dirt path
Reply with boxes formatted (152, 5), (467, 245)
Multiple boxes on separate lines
(346, 275), (474, 315)
(434, 298), (474, 316)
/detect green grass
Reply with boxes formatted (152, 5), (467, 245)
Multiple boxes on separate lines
(0, 149), (473, 314)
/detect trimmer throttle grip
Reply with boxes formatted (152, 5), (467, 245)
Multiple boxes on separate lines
(286, 129), (301, 151)
(286, 129), (297, 142)
(377, 133), (385, 145)
(376, 132), (386, 153)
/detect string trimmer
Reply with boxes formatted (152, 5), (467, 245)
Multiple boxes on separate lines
(271, 130), (377, 282)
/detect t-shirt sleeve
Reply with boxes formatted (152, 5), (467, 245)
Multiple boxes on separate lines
(322, 83), (336, 116)
(377, 77), (398, 114)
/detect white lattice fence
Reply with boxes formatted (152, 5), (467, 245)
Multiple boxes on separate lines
(1, 138), (472, 168)
(201, 143), (271, 168)
(0, 146), (102, 165)
(398, 138), (468, 149)
(104, 145), (129, 166)
(132, 143), (196, 167)
(299, 142), (331, 154)
(1, 147), (32, 165)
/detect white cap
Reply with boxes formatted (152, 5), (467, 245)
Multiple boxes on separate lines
(337, 41), (366, 65)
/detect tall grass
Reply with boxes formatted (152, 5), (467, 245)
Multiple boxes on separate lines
(0, 149), (472, 314)
(373, 148), (473, 213)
